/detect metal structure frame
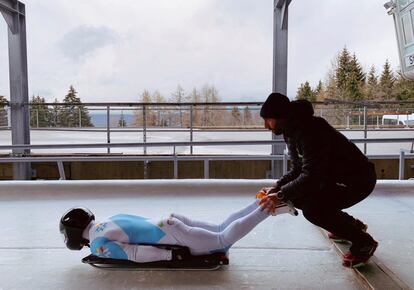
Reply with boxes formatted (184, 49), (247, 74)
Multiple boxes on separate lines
(272, 0), (292, 177)
(0, 0), (295, 180)
(0, 0), (31, 180)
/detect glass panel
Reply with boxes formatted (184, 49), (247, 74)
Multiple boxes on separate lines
(402, 12), (414, 44)
(399, 0), (414, 9)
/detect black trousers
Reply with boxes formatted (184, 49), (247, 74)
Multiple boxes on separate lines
(292, 162), (377, 246)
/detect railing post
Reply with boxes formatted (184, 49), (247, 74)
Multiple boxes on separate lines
(173, 153), (178, 179)
(190, 105), (193, 155)
(346, 115), (350, 129)
(36, 109), (39, 128)
(363, 106), (367, 154)
(399, 150), (405, 180)
(144, 160), (148, 179)
(57, 161), (66, 180)
(143, 105), (147, 155)
(106, 105), (110, 154)
(79, 107), (82, 128)
(7, 106), (11, 128)
(204, 159), (209, 179)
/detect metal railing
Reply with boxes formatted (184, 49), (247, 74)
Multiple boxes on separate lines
(1, 100), (414, 180)
(0, 138), (413, 180)
(2, 100), (414, 155)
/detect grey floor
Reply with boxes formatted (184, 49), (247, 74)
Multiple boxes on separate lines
(0, 180), (412, 290)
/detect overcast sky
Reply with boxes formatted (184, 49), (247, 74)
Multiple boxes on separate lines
(0, 0), (400, 102)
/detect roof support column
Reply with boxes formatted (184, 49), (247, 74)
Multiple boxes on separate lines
(271, 0), (290, 178)
(1, 0), (31, 180)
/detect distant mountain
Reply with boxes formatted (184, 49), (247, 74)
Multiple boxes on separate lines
(90, 113), (135, 127)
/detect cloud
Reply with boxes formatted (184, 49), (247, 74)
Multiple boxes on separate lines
(58, 25), (119, 61)
(0, 0), (403, 102)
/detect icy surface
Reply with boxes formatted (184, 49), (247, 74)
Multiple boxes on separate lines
(0, 179), (367, 290)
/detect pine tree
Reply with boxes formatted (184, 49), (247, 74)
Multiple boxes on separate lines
(50, 98), (62, 127)
(30, 95), (52, 127)
(379, 60), (395, 100)
(231, 106), (241, 126)
(201, 85), (212, 126)
(347, 73), (363, 102)
(296, 81), (316, 102)
(335, 47), (352, 95)
(314, 80), (325, 101)
(189, 87), (201, 126)
(393, 71), (414, 101)
(209, 85), (222, 126)
(346, 54), (365, 102)
(325, 72), (337, 100)
(153, 91), (166, 126)
(350, 54), (366, 83)
(170, 85), (186, 127)
(134, 90), (155, 126)
(0, 95), (8, 127)
(118, 110), (127, 127)
(365, 66), (378, 100)
(243, 106), (253, 125)
(367, 66), (378, 86)
(60, 86), (93, 127)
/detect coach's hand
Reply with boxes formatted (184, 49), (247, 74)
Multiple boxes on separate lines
(258, 185), (280, 195)
(259, 192), (283, 215)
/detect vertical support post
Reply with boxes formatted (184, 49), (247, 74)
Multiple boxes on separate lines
(363, 106), (367, 154)
(272, 0), (290, 178)
(204, 159), (209, 179)
(57, 161), (66, 180)
(399, 150), (405, 180)
(79, 107), (82, 128)
(190, 105), (193, 154)
(173, 154), (178, 179)
(143, 105), (147, 155)
(346, 115), (350, 129)
(106, 105), (110, 154)
(7, 106), (11, 128)
(35, 109), (38, 128)
(4, 1), (31, 179)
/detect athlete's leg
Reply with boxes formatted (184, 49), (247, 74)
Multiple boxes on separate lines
(170, 200), (259, 232)
(167, 204), (272, 255)
(218, 207), (268, 247)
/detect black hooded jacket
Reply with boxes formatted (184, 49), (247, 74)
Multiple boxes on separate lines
(276, 109), (370, 202)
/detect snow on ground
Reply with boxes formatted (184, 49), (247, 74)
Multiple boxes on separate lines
(0, 129), (413, 155)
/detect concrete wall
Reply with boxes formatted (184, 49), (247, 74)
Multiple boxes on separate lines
(0, 158), (412, 180)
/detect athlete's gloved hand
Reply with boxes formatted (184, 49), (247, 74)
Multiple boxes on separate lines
(258, 184), (280, 196)
(172, 247), (192, 261)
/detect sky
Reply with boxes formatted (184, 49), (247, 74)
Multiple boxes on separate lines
(0, 0), (400, 103)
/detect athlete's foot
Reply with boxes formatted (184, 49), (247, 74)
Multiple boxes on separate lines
(342, 239), (378, 268)
(167, 217), (175, 225)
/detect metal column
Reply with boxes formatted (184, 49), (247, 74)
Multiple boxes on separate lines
(1, 0), (31, 179)
(271, 0), (291, 178)
(106, 106), (110, 154)
(190, 105), (193, 154)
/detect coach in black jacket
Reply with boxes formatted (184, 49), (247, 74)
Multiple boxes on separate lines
(259, 92), (378, 268)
